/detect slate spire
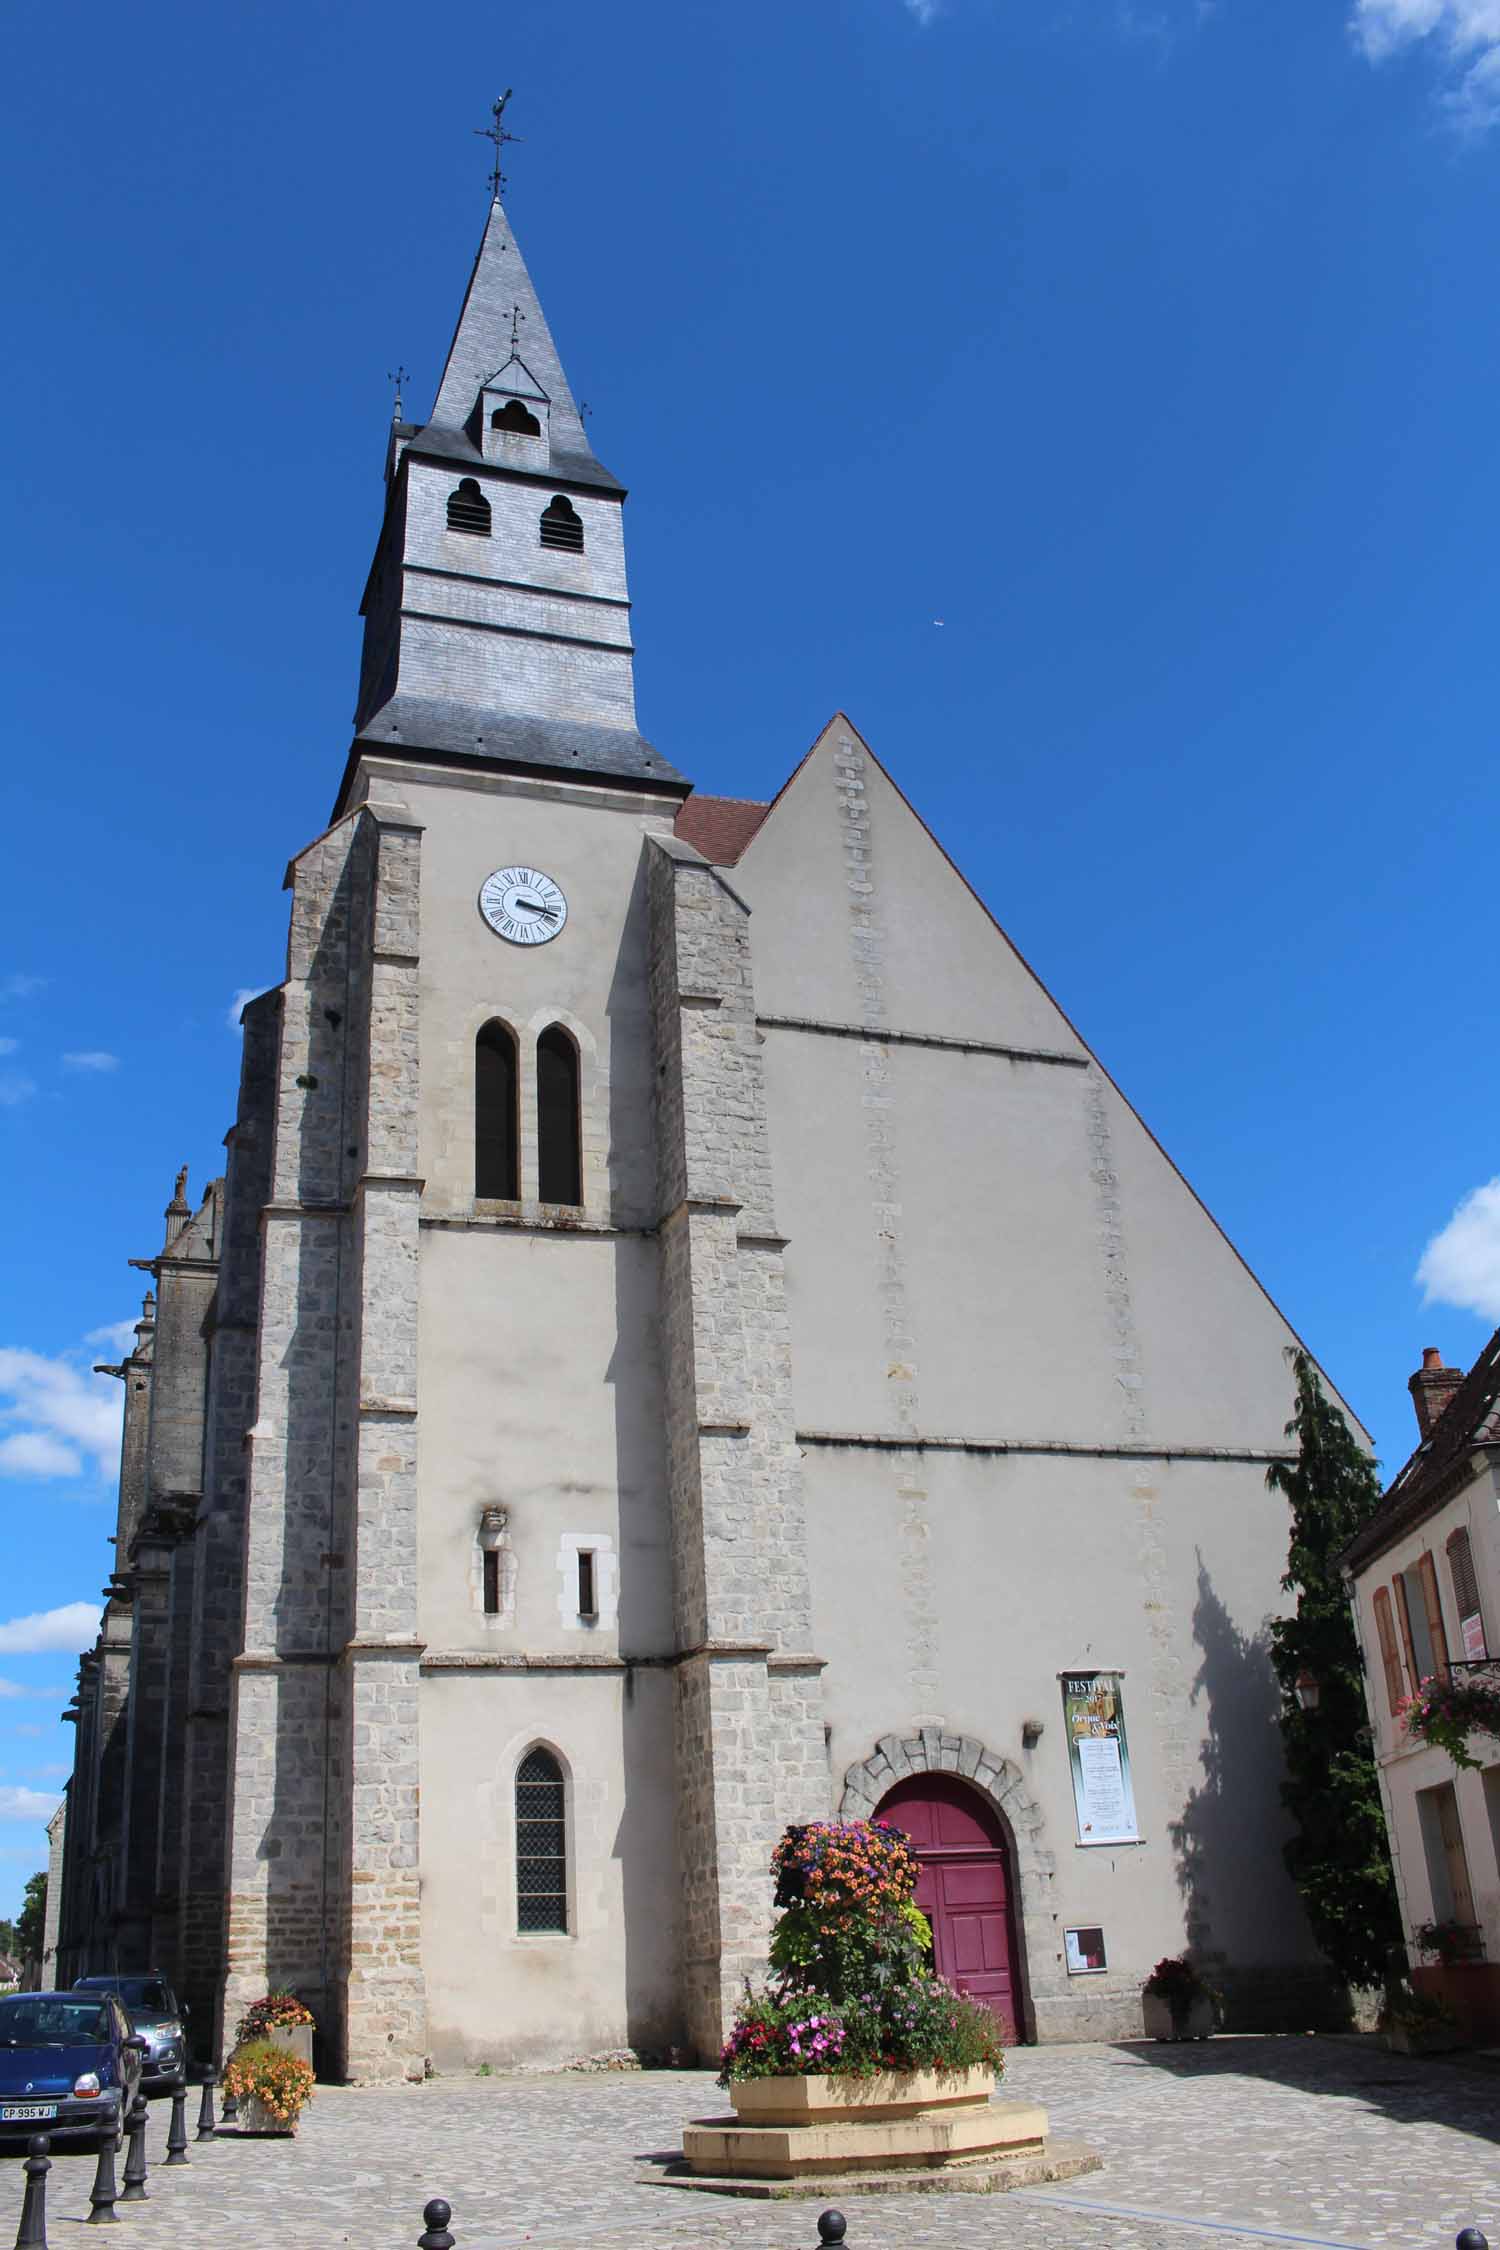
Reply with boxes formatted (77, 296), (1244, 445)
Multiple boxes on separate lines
(426, 196), (606, 488)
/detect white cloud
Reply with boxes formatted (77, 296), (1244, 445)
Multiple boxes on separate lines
(0, 1605), (101, 1658)
(0, 1074), (36, 1109)
(84, 1320), (138, 1355)
(0, 1346), (123, 1482)
(1417, 1177), (1500, 1322)
(0, 1787), (60, 1822)
(61, 1052), (119, 1073)
(0, 976), (46, 1003)
(1352, 0), (1500, 128)
(0, 1040), (16, 1057)
(0, 1433), (82, 1478)
(228, 985), (274, 1030)
(903, 0), (940, 18)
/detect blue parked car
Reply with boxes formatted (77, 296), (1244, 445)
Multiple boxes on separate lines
(0, 1991), (144, 2149)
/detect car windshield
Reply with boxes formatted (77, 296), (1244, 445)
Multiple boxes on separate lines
(0, 1998), (111, 2047)
(76, 1978), (168, 2013)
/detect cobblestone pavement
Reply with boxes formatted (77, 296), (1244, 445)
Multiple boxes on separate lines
(2, 2038), (1497, 2250)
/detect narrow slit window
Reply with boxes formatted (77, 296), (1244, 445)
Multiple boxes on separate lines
(482, 1549), (501, 1616)
(577, 1551), (596, 1620)
(475, 1020), (519, 1198)
(492, 399), (541, 435)
(447, 478), (492, 535)
(539, 494), (584, 551)
(537, 1025), (582, 1206)
(516, 1748), (567, 1934)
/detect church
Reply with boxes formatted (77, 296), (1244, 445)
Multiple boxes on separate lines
(56, 161), (1347, 2079)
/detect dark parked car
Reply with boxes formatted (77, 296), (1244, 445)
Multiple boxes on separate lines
(72, 1976), (186, 2095)
(0, 1991), (144, 2148)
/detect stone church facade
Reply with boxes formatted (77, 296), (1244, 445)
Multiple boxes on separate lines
(59, 184), (1345, 2078)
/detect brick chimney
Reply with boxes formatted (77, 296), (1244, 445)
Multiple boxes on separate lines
(1410, 1346), (1465, 1438)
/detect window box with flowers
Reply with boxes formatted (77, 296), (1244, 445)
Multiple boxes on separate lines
(681, 1820), (1068, 2180)
(1399, 1668), (1500, 1772)
(1142, 1955), (1217, 2041)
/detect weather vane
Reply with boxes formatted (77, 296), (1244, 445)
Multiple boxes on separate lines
(387, 364), (409, 422)
(476, 90), (522, 201)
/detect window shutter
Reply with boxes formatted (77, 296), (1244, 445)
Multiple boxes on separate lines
(1447, 1527), (1487, 1659)
(1417, 1550), (1451, 1678)
(1373, 1587), (1405, 1715)
(1393, 1573), (1419, 1693)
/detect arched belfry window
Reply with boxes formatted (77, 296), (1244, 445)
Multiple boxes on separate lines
(539, 494), (584, 552)
(492, 399), (541, 436)
(447, 478), (492, 535)
(475, 1021), (519, 1199)
(536, 1025), (582, 1207)
(516, 1747), (567, 1933)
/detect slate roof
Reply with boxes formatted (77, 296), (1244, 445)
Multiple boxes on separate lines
(1343, 1324), (1500, 1573)
(345, 697), (689, 799)
(673, 796), (770, 864)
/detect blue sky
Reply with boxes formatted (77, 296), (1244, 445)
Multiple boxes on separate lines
(2, 0), (1499, 1917)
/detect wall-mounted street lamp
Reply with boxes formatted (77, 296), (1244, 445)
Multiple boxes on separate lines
(1293, 1669), (1320, 1714)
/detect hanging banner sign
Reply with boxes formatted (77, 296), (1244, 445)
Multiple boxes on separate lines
(1061, 1671), (1139, 1845)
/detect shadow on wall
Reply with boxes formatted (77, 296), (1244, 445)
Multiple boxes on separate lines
(1169, 1550), (1349, 2031)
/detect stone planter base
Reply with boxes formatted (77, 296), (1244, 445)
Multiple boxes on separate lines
(680, 2069), (1092, 2187)
(1384, 2021), (1461, 2055)
(1143, 1992), (1215, 2042)
(267, 2024), (315, 2070)
(235, 2092), (297, 2136)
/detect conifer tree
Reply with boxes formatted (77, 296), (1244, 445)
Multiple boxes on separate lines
(1266, 1350), (1401, 1989)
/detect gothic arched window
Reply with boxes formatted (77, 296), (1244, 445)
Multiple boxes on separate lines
(492, 399), (541, 436)
(539, 494), (584, 552)
(536, 1025), (582, 1207)
(516, 1747), (567, 1933)
(475, 1020), (519, 1199)
(447, 478), (492, 535)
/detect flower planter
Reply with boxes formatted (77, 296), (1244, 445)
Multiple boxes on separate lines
(1143, 1991), (1214, 2042)
(266, 2023), (314, 2070)
(1384, 2019), (1461, 2056)
(729, 2066), (995, 2125)
(236, 2092), (297, 2136)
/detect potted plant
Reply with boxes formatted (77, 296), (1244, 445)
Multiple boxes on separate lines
(235, 1991), (316, 2069)
(1380, 1987), (1461, 2055)
(1142, 1955), (1216, 2041)
(1399, 1672), (1500, 1772)
(222, 2037), (316, 2134)
(1411, 1919), (1485, 1966)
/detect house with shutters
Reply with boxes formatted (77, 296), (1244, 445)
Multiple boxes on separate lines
(1344, 1334), (1500, 2039)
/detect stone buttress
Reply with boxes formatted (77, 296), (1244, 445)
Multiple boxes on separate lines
(647, 834), (828, 2062)
(220, 796), (426, 2080)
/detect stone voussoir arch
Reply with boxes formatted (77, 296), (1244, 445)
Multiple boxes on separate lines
(839, 1727), (1058, 2016)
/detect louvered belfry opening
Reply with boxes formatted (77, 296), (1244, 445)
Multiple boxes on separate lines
(539, 494), (584, 551)
(447, 477), (493, 534)
(516, 1748), (567, 1933)
(536, 1025), (582, 1205)
(492, 399), (541, 435)
(475, 1020), (519, 1198)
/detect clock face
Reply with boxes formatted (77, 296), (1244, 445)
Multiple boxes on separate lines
(478, 866), (569, 946)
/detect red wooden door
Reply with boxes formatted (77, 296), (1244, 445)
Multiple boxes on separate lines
(876, 1773), (1023, 2040)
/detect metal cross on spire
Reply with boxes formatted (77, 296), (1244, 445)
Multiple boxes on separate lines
(475, 89), (522, 202)
(387, 364), (409, 423)
(507, 303), (525, 355)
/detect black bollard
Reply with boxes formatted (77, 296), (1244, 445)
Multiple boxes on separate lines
(816, 2212), (847, 2250)
(15, 2136), (50, 2250)
(195, 2068), (218, 2141)
(418, 2198), (455, 2250)
(1457, 2235), (1489, 2250)
(220, 2079), (239, 2126)
(120, 2095), (149, 2202)
(165, 2086), (189, 2166)
(87, 2127), (119, 2226)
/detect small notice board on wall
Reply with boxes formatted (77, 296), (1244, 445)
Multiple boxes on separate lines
(1061, 1670), (1139, 1845)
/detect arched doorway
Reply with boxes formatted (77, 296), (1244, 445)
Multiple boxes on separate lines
(876, 1772), (1025, 2041)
